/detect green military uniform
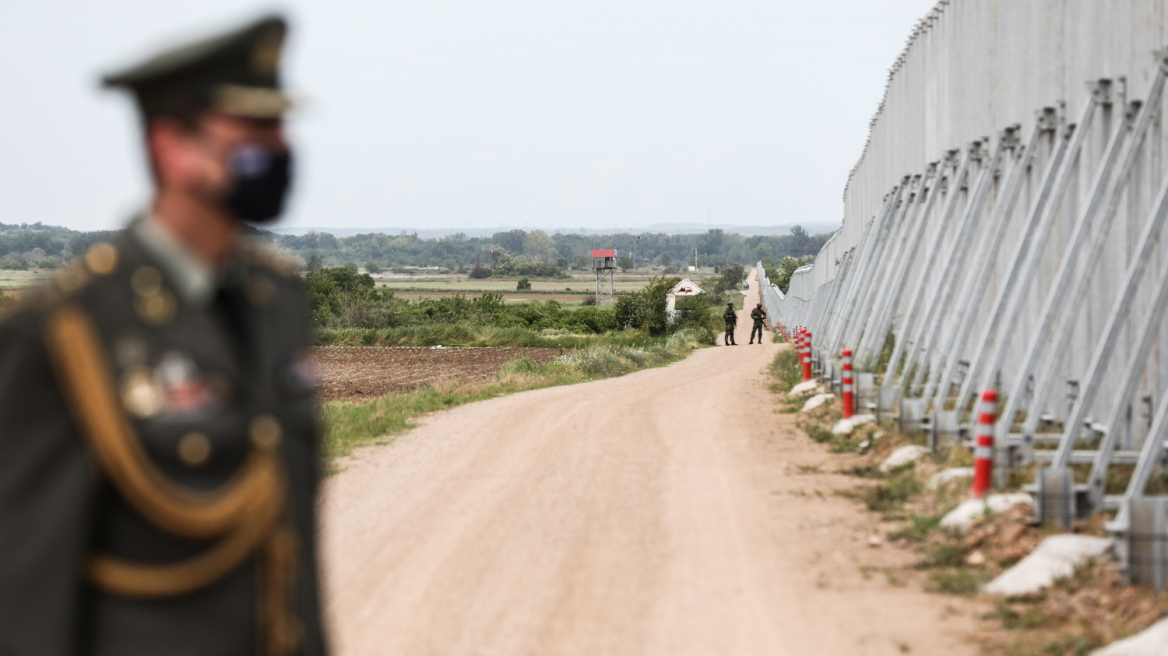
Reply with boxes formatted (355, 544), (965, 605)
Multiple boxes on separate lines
(0, 16), (326, 656)
(723, 303), (737, 346)
(749, 303), (768, 344)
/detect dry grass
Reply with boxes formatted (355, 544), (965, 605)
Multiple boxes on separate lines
(323, 332), (704, 468)
(766, 350), (1168, 655)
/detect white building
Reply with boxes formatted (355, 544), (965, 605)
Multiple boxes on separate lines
(665, 278), (704, 324)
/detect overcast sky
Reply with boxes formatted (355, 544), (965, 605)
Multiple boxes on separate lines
(0, 0), (936, 233)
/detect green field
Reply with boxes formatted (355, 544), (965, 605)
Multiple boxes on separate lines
(371, 268), (720, 304)
(0, 266), (725, 304)
(0, 270), (53, 292)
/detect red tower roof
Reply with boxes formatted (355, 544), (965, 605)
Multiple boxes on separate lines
(592, 249), (616, 258)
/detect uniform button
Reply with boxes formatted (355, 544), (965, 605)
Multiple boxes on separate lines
(84, 242), (119, 276)
(132, 266), (177, 327)
(177, 432), (213, 467)
(130, 266), (163, 296)
(57, 261), (92, 294)
(120, 366), (165, 418)
(246, 273), (276, 306)
(249, 414), (282, 450)
(114, 335), (150, 369)
(134, 289), (177, 327)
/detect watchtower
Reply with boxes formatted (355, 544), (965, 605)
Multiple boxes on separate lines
(592, 249), (617, 306)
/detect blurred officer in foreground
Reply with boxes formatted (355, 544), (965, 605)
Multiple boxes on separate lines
(722, 302), (737, 346)
(749, 303), (768, 345)
(0, 15), (328, 655)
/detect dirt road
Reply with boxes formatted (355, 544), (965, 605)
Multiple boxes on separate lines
(321, 270), (979, 655)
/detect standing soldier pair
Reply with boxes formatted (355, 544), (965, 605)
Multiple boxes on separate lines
(749, 303), (768, 344)
(0, 15), (328, 655)
(722, 302), (738, 346)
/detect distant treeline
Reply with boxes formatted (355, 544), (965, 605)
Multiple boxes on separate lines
(277, 226), (831, 271)
(0, 221), (834, 273)
(0, 223), (114, 270)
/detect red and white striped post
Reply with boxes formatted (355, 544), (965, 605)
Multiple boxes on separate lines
(797, 330), (806, 379)
(802, 330), (813, 382)
(841, 349), (854, 419)
(796, 330), (805, 371)
(972, 389), (998, 498)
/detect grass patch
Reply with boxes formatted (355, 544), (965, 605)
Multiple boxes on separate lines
(323, 383), (505, 462)
(315, 325), (690, 349)
(890, 512), (945, 543)
(875, 329), (895, 376)
(918, 538), (969, 569)
(769, 347), (802, 392)
(778, 394), (805, 414)
(845, 463), (924, 514)
(321, 328), (707, 466)
(799, 421), (858, 454)
(840, 464), (884, 479)
(985, 599), (1059, 630)
(765, 338), (1168, 655)
(924, 569), (984, 595)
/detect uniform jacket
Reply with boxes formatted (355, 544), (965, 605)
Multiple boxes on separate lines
(0, 227), (327, 656)
(723, 307), (738, 325)
(750, 307), (768, 325)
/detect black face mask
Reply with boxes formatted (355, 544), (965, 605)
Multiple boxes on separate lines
(223, 144), (293, 223)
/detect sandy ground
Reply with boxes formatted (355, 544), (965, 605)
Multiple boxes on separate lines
(320, 270), (980, 656)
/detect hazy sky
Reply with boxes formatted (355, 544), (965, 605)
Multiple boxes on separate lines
(0, 1), (937, 233)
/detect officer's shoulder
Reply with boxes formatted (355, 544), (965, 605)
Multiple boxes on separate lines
(0, 241), (124, 328)
(239, 239), (302, 281)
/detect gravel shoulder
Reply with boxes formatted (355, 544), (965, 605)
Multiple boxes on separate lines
(320, 272), (981, 655)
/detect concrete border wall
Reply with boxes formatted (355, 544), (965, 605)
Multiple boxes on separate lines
(764, 0), (1168, 441)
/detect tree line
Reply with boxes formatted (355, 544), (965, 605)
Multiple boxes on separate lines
(282, 226), (831, 273)
(0, 222), (834, 275)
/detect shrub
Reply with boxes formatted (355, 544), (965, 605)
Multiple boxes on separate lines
(304, 267), (378, 326)
(720, 263), (746, 291)
(674, 295), (718, 335)
(615, 275), (678, 335)
(468, 263), (491, 279)
(516, 277), (531, 290)
(491, 251), (565, 278)
(364, 261), (382, 274)
(771, 255), (814, 294)
(564, 306), (617, 334)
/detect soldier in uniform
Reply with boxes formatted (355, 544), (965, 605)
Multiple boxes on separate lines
(749, 302), (768, 345)
(0, 15), (327, 656)
(722, 302), (738, 346)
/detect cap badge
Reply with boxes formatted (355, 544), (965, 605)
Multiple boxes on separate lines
(251, 31), (282, 76)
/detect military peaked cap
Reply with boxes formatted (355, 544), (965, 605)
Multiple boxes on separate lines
(103, 14), (291, 119)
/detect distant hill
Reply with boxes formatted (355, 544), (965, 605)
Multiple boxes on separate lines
(266, 222), (840, 239)
(0, 222), (69, 236)
(0, 220), (837, 272)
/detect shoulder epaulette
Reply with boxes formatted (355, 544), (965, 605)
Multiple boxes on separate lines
(5, 242), (121, 318)
(242, 241), (301, 278)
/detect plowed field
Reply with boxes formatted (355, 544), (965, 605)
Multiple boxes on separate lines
(312, 346), (566, 403)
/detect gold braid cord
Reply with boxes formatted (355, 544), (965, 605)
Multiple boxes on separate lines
(44, 304), (300, 655)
